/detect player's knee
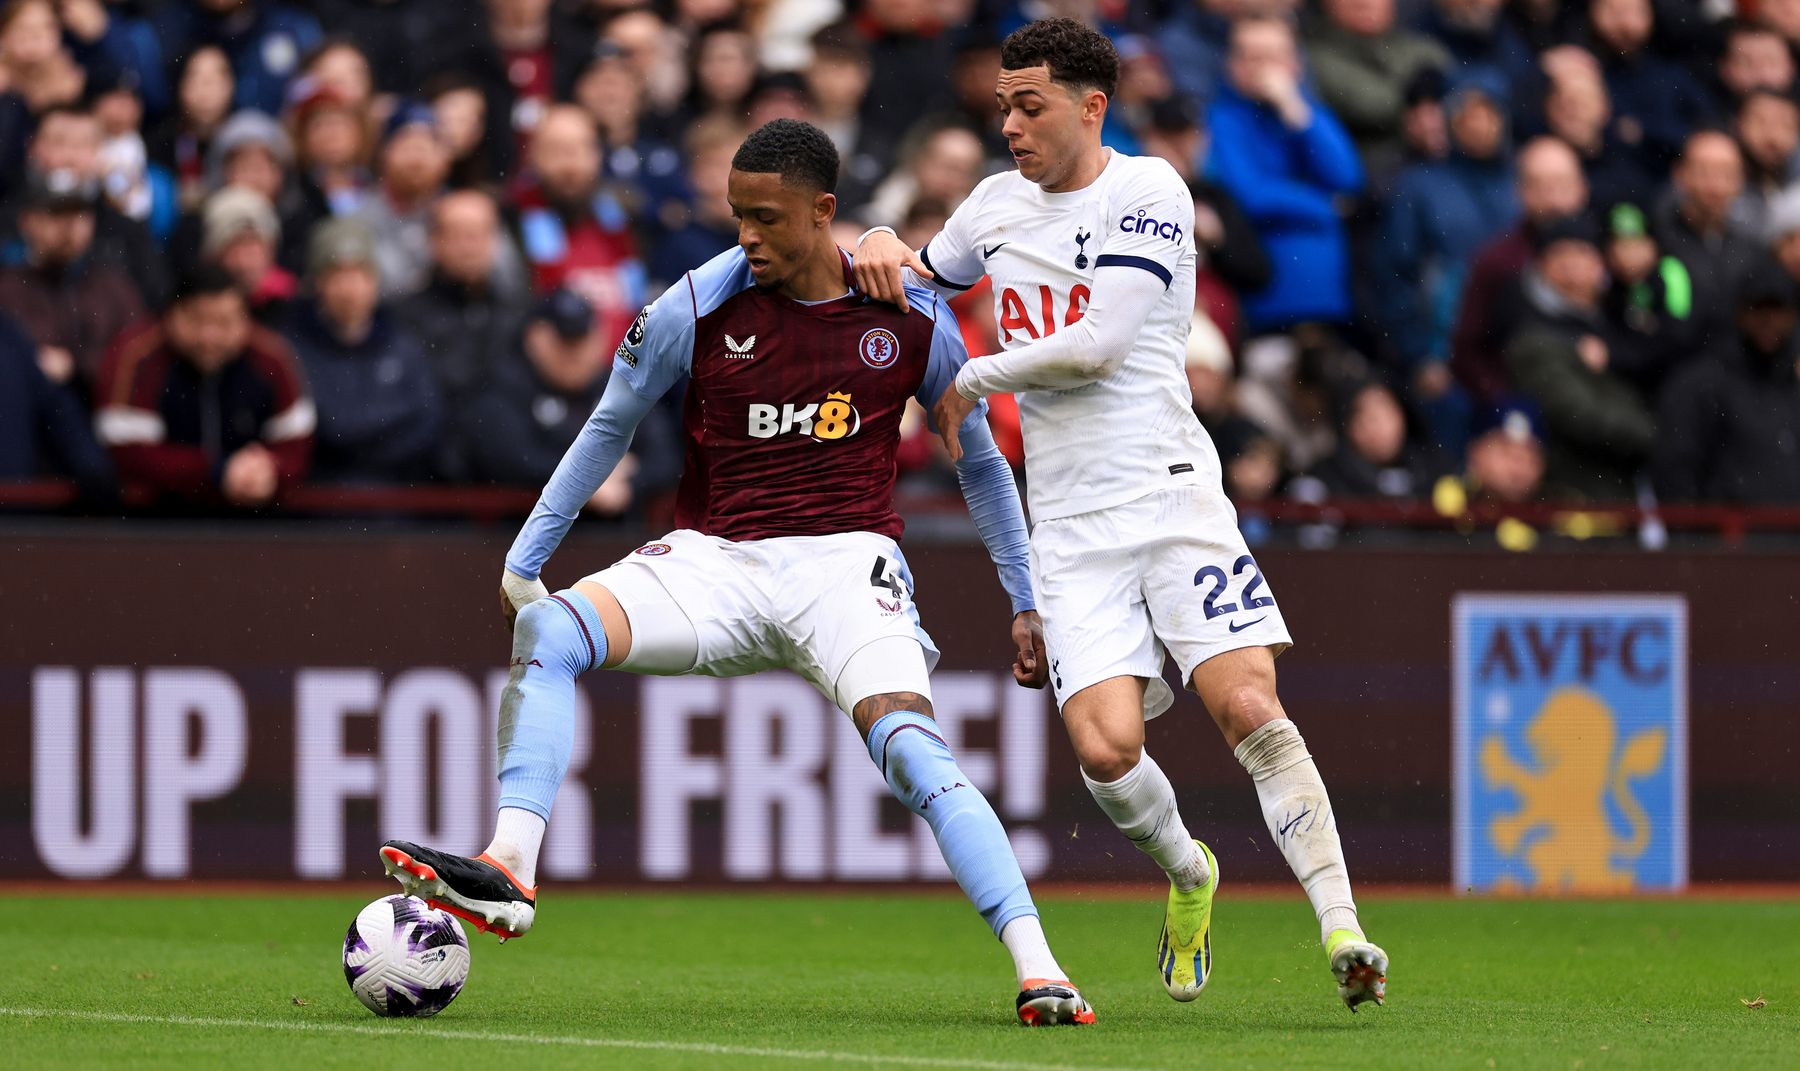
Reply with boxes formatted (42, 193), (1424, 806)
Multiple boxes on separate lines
(513, 595), (602, 676)
(1212, 684), (1283, 748)
(852, 691), (934, 738)
(512, 597), (564, 646)
(1072, 725), (1142, 783)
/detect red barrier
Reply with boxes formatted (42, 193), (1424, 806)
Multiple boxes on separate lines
(8, 478), (1800, 542)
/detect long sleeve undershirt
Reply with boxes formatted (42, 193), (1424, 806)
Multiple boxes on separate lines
(953, 263), (1167, 399)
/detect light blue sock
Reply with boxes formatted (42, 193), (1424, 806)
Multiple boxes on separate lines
(496, 592), (605, 821)
(866, 711), (1038, 936)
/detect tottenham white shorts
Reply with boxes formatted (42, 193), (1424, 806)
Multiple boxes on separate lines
(581, 529), (939, 713)
(1030, 485), (1293, 720)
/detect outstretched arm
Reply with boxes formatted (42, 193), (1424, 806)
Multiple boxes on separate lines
(953, 263), (1166, 396)
(852, 228), (937, 309)
(503, 371), (658, 583)
(954, 420), (1050, 688)
(951, 415), (1034, 617)
(931, 263), (1166, 459)
(944, 162), (1189, 418)
(852, 188), (987, 311)
(915, 292), (1046, 688)
(923, 305), (1034, 611)
(501, 277), (699, 612)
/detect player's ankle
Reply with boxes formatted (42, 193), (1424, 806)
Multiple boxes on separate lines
(1323, 914), (1364, 949)
(486, 806), (547, 888)
(1171, 843), (1210, 893)
(1000, 915), (1066, 988)
(479, 843), (528, 882)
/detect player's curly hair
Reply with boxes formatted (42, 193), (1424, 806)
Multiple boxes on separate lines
(731, 118), (840, 194)
(1000, 18), (1119, 99)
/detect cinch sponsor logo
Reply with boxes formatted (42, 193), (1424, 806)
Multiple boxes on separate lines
(747, 391), (862, 441)
(1119, 208), (1183, 243)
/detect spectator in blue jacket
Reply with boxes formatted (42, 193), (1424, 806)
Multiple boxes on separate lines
(284, 218), (443, 485)
(0, 308), (113, 499)
(153, 0), (321, 118)
(1204, 14), (1363, 333)
(1376, 74), (1519, 373)
(1160, 0), (1300, 115)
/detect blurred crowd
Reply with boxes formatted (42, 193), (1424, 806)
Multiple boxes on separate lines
(2, 0), (1798, 525)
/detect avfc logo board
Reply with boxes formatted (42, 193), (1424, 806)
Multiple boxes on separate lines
(1453, 594), (1688, 895)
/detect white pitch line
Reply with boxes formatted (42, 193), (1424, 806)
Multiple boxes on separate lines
(0, 1007), (1154, 1071)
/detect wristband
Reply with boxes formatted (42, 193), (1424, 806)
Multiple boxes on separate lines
(501, 569), (549, 611)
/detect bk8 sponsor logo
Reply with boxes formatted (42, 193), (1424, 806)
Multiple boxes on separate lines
(747, 391), (862, 441)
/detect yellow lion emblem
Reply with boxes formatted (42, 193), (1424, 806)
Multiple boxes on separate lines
(1481, 686), (1667, 893)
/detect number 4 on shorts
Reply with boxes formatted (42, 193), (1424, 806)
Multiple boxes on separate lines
(870, 556), (906, 598)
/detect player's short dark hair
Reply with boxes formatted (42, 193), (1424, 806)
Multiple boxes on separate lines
(731, 118), (839, 194)
(171, 263), (245, 307)
(1000, 18), (1118, 99)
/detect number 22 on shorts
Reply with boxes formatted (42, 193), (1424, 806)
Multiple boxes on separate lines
(1194, 554), (1275, 623)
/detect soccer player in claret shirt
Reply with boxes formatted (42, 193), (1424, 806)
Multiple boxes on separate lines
(379, 119), (1094, 1027)
(855, 18), (1389, 1012)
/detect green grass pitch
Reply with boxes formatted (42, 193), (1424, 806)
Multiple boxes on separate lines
(1, 891), (1794, 1070)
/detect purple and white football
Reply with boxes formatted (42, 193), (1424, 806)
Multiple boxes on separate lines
(343, 895), (471, 1017)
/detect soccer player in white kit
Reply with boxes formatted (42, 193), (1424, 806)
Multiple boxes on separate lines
(855, 17), (1388, 1011)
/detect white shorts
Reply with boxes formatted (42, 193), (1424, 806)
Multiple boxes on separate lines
(581, 529), (939, 713)
(1030, 485), (1293, 720)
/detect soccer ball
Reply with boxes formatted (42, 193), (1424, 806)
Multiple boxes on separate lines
(342, 895), (471, 1017)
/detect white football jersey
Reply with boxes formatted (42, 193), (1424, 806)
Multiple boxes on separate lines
(923, 151), (1211, 522)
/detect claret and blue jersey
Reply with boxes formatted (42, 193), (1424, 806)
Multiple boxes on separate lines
(615, 246), (980, 543)
(504, 246), (1030, 614)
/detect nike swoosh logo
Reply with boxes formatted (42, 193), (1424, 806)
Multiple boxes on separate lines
(1227, 616), (1267, 634)
(1277, 806), (1313, 839)
(982, 243), (1008, 258)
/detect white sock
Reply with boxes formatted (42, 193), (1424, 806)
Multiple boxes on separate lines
(1234, 720), (1360, 947)
(999, 914), (1067, 988)
(1082, 752), (1210, 893)
(483, 806), (546, 889)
